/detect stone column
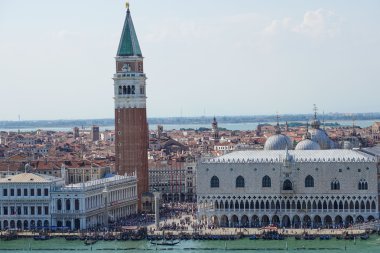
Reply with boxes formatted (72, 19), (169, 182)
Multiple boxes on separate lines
(153, 192), (161, 229)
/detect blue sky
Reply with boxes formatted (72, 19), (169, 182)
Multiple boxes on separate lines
(0, 0), (379, 120)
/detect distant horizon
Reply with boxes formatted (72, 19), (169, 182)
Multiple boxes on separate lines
(1, 111), (380, 123)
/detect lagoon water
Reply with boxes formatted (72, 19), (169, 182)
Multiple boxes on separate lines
(0, 120), (378, 133)
(1, 237), (380, 253)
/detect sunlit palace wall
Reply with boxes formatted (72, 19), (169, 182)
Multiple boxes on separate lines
(197, 150), (378, 228)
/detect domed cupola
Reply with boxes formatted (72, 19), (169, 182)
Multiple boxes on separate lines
(295, 122), (321, 150)
(264, 116), (293, 150)
(308, 105), (333, 150)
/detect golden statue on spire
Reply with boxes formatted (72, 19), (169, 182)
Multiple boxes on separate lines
(125, 1), (130, 9)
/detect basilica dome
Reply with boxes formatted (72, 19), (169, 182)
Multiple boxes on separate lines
(264, 134), (293, 150)
(309, 128), (331, 150)
(342, 141), (353, 150)
(295, 139), (321, 150)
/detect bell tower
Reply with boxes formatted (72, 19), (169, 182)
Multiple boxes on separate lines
(113, 3), (148, 210)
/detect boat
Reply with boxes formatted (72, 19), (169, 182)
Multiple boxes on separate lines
(65, 236), (79, 241)
(151, 240), (180, 246)
(319, 235), (331, 240)
(360, 234), (369, 240)
(1, 233), (18, 241)
(33, 234), (51, 240)
(249, 235), (259, 240)
(84, 239), (97, 245)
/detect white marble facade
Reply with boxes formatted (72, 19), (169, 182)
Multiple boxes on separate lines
(0, 173), (138, 230)
(197, 150), (379, 228)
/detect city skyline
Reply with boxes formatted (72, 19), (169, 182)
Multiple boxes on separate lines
(1, 0), (379, 120)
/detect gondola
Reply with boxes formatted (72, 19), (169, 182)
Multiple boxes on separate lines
(150, 240), (180, 246)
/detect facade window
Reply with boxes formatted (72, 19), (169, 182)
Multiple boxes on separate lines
(57, 199), (62, 211)
(305, 175), (314, 187)
(210, 176), (219, 188)
(262, 175), (271, 188)
(10, 189), (14, 196)
(24, 189), (28, 196)
(24, 206), (28, 215)
(236, 176), (245, 188)
(3, 189), (7, 196)
(358, 179), (368, 190)
(31, 189), (35, 196)
(44, 206), (49, 215)
(17, 189), (21, 196)
(331, 179), (340, 190)
(66, 199), (71, 210)
(44, 188), (49, 196)
(3, 207), (8, 215)
(37, 206), (42, 215)
(30, 207), (35, 215)
(37, 189), (41, 196)
(283, 180), (293, 190)
(75, 199), (80, 210)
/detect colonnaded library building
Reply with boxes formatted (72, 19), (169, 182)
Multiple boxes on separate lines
(197, 149), (379, 228)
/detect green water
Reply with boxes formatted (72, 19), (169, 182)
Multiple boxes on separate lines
(0, 237), (380, 253)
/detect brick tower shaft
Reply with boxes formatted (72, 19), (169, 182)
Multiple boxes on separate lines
(113, 6), (149, 210)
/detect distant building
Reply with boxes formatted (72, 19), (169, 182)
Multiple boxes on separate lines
(148, 158), (197, 202)
(73, 127), (80, 138)
(371, 122), (380, 143)
(91, 126), (100, 142)
(211, 117), (219, 142)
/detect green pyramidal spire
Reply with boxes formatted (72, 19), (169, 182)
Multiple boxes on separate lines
(117, 8), (142, 57)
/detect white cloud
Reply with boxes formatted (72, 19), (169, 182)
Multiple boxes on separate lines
(293, 9), (340, 38)
(263, 9), (340, 39)
(263, 17), (292, 35)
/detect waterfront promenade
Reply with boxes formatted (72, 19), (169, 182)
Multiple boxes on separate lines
(147, 215), (369, 237)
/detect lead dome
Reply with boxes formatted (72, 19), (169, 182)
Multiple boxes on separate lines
(264, 134), (293, 150)
(295, 139), (321, 150)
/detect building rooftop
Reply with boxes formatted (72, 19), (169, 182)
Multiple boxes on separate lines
(62, 174), (136, 190)
(205, 149), (376, 164)
(0, 173), (61, 183)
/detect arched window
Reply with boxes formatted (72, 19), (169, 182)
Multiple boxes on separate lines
(283, 180), (293, 190)
(57, 199), (62, 211)
(131, 85), (135, 94)
(262, 175), (271, 188)
(305, 175), (314, 188)
(122, 85), (127, 94)
(331, 179), (340, 190)
(66, 199), (71, 211)
(127, 85), (131, 94)
(210, 176), (219, 188)
(236, 176), (245, 188)
(118, 86), (122, 95)
(75, 199), (80, 211)
(358, 179), (368, 190)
